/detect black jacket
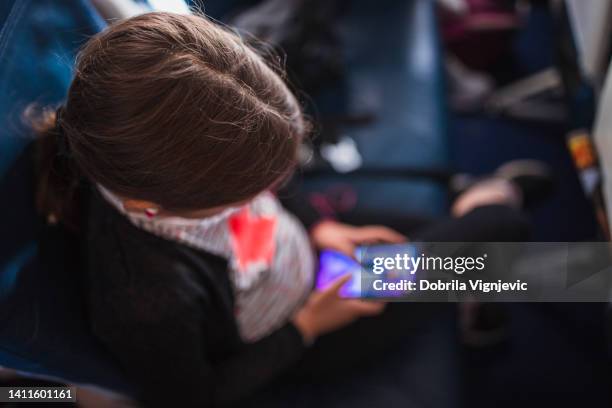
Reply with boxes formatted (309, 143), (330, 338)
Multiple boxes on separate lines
(85, 188), (309, 407)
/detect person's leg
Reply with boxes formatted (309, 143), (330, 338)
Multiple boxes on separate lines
(293, 202), (528, 378)
(340, 203), (529, 243)
(245, 205), (529, 407)
(412, 204), (530, 242)
(338, 177), (528, 240)
(270, 178), (533, 405)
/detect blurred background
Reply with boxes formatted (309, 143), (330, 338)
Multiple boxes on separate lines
(0, 0), (611, 406)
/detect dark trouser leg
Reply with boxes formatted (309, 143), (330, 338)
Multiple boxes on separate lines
(294, 204), (529, 377)
(411, 205), (530, 243)
(341, 204), (530, 242)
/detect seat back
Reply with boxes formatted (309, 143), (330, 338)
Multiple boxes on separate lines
(301, 0), (451, 220)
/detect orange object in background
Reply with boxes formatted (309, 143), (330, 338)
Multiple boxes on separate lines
(566, 129), (609, 239)
(568, 131), (597, 170)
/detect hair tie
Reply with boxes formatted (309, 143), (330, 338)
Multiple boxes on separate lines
(55, 106), (71, 159)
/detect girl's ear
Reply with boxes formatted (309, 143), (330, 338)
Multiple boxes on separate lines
(122, 199), (160, 214)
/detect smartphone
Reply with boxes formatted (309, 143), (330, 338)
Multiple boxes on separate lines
(316, 243), (421, 298)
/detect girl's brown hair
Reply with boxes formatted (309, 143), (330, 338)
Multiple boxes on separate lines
(35, 12), (308, 226)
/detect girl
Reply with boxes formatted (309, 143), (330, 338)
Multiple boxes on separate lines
(34, 12), (530, 407)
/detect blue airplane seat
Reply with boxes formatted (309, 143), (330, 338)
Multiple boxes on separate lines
(0, 0), (134, 396)
(0, 148), (134, 396)
(304, 0), (451, 219)
(0, 0), (105, 175)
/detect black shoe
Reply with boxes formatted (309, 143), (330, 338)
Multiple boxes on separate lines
(494, 159), (555, 207)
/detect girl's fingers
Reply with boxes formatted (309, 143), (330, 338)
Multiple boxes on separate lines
(321, 274), (352, 297)
(334, 240), (356, 258)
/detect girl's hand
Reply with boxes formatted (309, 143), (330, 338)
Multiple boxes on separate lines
(292, 275), (386, 343)
(310, 220), (407, 257)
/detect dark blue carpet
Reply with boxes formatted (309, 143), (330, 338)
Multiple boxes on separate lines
(463, 303), (611, 408)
